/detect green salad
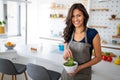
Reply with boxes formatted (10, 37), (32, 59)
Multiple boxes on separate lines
(64, 57), (76, 66)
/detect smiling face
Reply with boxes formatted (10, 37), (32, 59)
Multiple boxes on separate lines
(72, 9), (85, 28)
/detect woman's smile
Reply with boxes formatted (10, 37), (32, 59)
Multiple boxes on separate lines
(74, 21), (80, 25)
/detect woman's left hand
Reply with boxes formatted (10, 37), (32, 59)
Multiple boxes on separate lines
(67, 67), (80, 77)
(68, 72), (76, 77)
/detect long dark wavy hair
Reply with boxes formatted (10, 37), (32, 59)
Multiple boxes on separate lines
(63, 3), (89, 43)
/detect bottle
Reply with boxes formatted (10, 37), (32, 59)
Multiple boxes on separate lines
(0, 26), (5, 34)
(117, 24), (120, 36)
(0, 21), (6, 34)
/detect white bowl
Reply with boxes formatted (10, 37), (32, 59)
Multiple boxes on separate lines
(63, 61), (78, 73)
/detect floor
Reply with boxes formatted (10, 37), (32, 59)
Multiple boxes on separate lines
(0, 73), (31, 80)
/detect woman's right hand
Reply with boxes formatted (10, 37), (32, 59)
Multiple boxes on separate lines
(63, 48), (73, 60)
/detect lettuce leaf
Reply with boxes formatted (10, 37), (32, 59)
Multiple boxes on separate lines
(64, 57), (76, 66)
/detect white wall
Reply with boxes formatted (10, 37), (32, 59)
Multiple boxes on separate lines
(27, 0), (82, 44)
(89, 0), (120, 44)
(0, 0), (3, 20)
(0, 0), (26, 46)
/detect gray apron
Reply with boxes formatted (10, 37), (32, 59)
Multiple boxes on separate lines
(61, 30), (92, 80)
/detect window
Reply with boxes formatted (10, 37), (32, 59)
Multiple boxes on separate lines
(3, 1), (21, 36)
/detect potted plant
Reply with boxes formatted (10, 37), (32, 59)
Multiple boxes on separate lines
(0, 20), (6, 34)
(63, 57), (78, 73)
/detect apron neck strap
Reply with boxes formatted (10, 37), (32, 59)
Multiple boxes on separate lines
(70, 28), (88, 43)
(68, 28), (91, 48)
(68, 32), (74, 48)
(84, 30), (88, 43)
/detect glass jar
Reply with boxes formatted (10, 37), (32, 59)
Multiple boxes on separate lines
(0, 26), (5, 34)
(117, 24), (120, 36)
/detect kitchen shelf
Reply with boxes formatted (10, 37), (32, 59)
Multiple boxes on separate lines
(50, 13), (66, 19)
(39, 36), (64, 42)
(90, 25), (107, 28)
(50, 3), (67, 10)
(99, 0), (109, 2)
(50, 7), (67, 10)
(112, 35), (120, 38)
(109, 18), (120, 20)
(90, 8), (109, 11)
(50, 17), (66, 19)
(101, 44), (120, 50)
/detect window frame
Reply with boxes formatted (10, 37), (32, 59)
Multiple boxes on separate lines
(1, 1), (21, 37)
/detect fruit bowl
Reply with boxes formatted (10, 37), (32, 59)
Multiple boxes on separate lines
(5, 44), (16, 50)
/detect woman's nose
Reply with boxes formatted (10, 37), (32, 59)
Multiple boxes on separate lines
(74, 16), (78, 21)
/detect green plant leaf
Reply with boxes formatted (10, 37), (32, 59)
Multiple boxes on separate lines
(64, 57), (76, 66)
(3, 21), (6, 24)
(0, 21), (2, 25)
(0, 20), (6, 26)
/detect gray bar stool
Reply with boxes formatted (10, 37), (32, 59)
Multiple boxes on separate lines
(0, 58), (28, 80)
(27, 63), (61, 80)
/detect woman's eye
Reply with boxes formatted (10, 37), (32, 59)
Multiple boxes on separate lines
(72, 14), (81, 18)
(77, 14), (81, 17)
(72, 16), (75, 18)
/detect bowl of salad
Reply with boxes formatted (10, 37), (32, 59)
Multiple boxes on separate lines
(63, 57), (78, 73)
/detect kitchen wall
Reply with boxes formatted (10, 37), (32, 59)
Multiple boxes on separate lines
(0, 0), (119, 54)
(27, 0), (89, 44)
(89, 0), (120, 55)
(89, 0), (120, 44)
(0, 0), (3, 20)
(26, 0), (120, 54)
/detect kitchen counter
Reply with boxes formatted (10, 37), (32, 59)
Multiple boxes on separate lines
(92, 60), (120, 80)
(16, 43), (120, 80)
(101, 43), (120, 50)
(15, 44), (65, 66)
(0, 43), (120, 80)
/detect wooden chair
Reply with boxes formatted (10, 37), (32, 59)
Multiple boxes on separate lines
(0, 58), (28, 80)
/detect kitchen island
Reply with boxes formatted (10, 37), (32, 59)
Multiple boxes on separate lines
(0, 43), (120, 80)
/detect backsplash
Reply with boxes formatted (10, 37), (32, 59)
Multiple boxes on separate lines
(89, 0), (120, 45)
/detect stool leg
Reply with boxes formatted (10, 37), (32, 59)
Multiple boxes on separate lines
(12, 75), (14, 80)
(12, 75), (16, 80)
(24, 72), (28, 80)
(14, 75), (17, 80)
(1, 73), (4, 80)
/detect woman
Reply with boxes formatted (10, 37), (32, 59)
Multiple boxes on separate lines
(61, 3), (101, 80)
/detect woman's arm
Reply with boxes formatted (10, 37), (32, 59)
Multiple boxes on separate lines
(63, 43), (73, 60)
(75, 33), (102, 73)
